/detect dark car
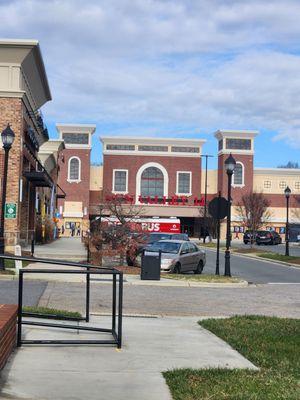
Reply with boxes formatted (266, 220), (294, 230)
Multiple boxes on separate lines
(126, 232), (189, 266)
(243, 230), (257, 244)
(256, 230), (282, 245)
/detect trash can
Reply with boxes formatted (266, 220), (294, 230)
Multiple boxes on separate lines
(141, 249), (161, 280)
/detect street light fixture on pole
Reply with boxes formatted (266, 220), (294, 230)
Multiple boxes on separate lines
(284, 186), (291, 257)
(0, 124), (15, 270)
(224, 153), (236, 277)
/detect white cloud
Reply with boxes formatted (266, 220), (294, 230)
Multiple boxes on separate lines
(0, 0), (299, 148)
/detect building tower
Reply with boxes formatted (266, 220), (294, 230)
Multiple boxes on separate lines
(56, 124), (96, 236)
(214, 130), (259, 204)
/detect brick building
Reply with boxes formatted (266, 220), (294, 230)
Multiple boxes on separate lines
(85, 130), (300, 240)
(56, 123), (96, 236)
(0, 39), (63, 249)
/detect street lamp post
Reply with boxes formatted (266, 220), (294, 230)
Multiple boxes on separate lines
(0, 124), (15, 270)
(224, 153), (236, 277)
(284, 186), (291, 257)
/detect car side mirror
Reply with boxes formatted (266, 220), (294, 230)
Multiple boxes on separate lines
(181, 249), (188, 255)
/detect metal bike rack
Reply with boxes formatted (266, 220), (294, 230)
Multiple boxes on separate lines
(0, 254), (123, 348)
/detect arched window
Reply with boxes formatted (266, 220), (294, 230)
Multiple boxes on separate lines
(68, 157), (81, 181)
(233, 162), (243, 186)
(141, 167), (164, 197)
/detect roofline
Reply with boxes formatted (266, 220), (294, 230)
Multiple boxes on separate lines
(0, 38), (52, 103)
(100, 136), (206, 144)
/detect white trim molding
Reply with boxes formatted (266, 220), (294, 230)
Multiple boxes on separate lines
(176, 171), (192, 196)
(232, 161), (245, 188)
(112, 169), (128, 194)
(136, 162), (169, 203)
(67, 156), (81, 183)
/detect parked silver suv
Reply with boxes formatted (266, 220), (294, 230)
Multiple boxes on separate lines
(145, 240), (206, 274)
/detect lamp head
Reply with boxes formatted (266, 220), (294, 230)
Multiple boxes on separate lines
(284, 186), (291, 198)
(225, 153), (236, 175)
(1, 124), (15, 150)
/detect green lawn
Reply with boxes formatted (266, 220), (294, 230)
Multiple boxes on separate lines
(258, 253), (300, 265)
(23, 306), (82, 319)
(165, 274), (242, 283)
(4, 259), (30, 269)
(163, 316), (300, 399)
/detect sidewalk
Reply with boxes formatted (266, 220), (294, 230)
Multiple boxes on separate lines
(23, 237), (87, 261)
(0, 316), (257, 400)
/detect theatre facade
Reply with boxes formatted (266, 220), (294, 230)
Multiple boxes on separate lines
(85, 130), (300, 241)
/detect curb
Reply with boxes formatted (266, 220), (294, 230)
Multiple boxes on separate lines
(203, 247), (300, 270)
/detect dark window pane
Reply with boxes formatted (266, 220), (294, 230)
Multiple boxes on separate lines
(171, 146), (200, 153)
(114, 170), (127, 192)
(141, 167), (164, 197)
(178, 173), (190, 194)
(226, 139), (251, 150)
(106, 144), (135, 151)
(138, 145), (168, 152)
(69, 158), (80, 180)
(233, 164), (243, 185)
(218, 140), (223, 151)
(63, 133), (89, 145)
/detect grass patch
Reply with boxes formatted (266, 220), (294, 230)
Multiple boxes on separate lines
(164, 274), (242, 283)
(23, 306), (82, 319)
(233, 247), (265, 254)
(0, 269), (15, 275)
(163, 316), (300, 399)
(4, 259), (30, 269)
(198, 242), (217, 248)
(258, 253), (300, 265)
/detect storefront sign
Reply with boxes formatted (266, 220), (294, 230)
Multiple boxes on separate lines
(105, 194), (205, 206)
(5, 203), (17, 219)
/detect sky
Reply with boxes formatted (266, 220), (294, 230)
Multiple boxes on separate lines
(0, 0), (300, 168)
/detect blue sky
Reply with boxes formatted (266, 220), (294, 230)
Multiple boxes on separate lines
(1, 0), (300, 168)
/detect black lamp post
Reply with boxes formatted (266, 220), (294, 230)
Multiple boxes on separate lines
(0, 124), (15, 270)
(224, 153), (236, 277)
(284, 186), (291, 257)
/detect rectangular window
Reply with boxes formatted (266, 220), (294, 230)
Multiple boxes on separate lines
(138, 145), (168, 152)
(62, 133), (89, 145)
(106, 144), (135, 151)
(171, 146), (200, 153)
(177, 172), (191, 195)
(264, 181), (271, 188)
(279, 181), (286, 189)
(113, 170), (127, 193)
(226, 138), (251, 150)
(218, 140), (223, 151)
(295, 182), (300, 190)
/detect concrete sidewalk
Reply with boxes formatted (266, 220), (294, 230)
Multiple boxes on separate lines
(0, 316), (257, 400)
(23, 237), (87, 261)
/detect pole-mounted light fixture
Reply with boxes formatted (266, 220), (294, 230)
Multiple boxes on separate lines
(224, 153), (236, 277)
(1, 124), (15, 149)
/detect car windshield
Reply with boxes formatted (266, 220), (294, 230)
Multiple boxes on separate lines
(148, 233), (172, 242)
(147, 241), (181, 254)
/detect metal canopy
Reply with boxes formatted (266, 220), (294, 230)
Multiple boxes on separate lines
(23, 170), (52, 187)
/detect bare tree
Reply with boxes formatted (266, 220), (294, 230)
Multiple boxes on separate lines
(236, 192), (271, 246)
(88, 196), (146, 265)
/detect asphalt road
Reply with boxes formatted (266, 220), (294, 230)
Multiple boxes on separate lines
(203, 249), (300, 284)
(0, 280), (47, 306)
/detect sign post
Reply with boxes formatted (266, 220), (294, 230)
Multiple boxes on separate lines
(208, 194), (229, 275)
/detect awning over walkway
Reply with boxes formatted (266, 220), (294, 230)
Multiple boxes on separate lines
(23, 170), (53, 187)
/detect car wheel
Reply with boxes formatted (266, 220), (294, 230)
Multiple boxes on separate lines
(194, 260), (204, 274)
(174, 263), (181, 274)
(269, 240), (274, 245)
(243, 241), (247, 245)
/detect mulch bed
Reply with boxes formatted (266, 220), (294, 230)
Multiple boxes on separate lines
(112, 265), (140, 275)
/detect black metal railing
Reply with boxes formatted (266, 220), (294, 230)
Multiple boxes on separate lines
(0, 254), (123, 348)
